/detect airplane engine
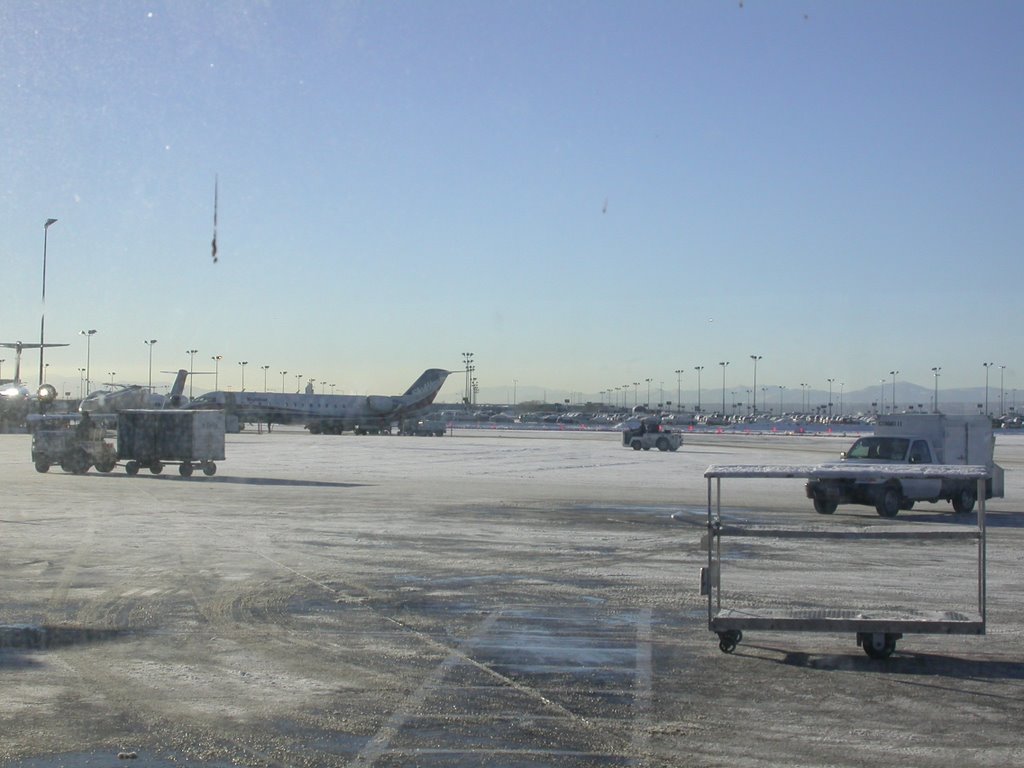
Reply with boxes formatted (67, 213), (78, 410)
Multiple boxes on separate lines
(365, 396), (396, 414)
(166, 393), (190, 409)
(36, 384), (58, 404)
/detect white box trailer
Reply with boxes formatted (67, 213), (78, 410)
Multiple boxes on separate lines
(117, 409), (225, 477)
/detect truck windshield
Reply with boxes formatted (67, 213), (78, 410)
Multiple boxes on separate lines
(846, 437), (909, 461)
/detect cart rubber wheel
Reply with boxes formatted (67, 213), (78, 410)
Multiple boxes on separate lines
(860, 632), (897, 659)
(34, 461), (50, 473)
(202, 462), (217, 476)
(179, 463), (194, 477)
(96, 459), (116, 473)
(631, 440), (642, 451)
(656, 437), (669, 451)
(718, 630), (743, 654)
(149, 461), (163, 475)
(125, 461), (139, 476)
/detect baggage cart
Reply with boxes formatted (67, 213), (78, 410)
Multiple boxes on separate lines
(701, 463), (988, 659)
(117, 410), (225, 477)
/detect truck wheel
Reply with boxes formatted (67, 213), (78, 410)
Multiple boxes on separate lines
(34, 460), (50, 473)
(875, 485), (902, 518)
(179, 463), (194, 477)
(149, 460), (163, 475)
(631, 440), (642, 451)
(96, 460), (116, 473)
(656, 437), (669, 451)
(125, 461), (140, 476)
(812, 495), (837, 515)
(952, 488), (976, 514)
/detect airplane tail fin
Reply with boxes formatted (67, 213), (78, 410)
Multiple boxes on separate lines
(165, 369), (190, 407)
(403, 369), (450, 396)
(400, 369), (450, 410)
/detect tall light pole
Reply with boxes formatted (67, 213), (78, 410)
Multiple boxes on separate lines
(778, 385), (785, 416)
(694, 366), (704, 413)
(633, 381), (640, 409)
(983, 362), (994, 417)
(238, 361), (248, 391)
(644, 377), (652, 409)
(674, 369), (684, 412)
(719, 362), (729, 415)
(186, 349), (198, 397)
(210, 355), (223, 390)
(39, 218), (58, 385)
(999, 366), (1007, 421)
(931, 366), (942, 413)
(280, 370), (287, 393)
(261, 364), (270, 391)
(80, 329), (97, 394)
(889, 370), (899, 413)
(749, 355), (762, 416)
(462, 352), (474, 406)
(295, 373), (302, 393)
(826, 378), (835, 420)
(145, 339), (157, 389)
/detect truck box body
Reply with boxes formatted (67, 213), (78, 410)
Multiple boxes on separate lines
(874, 414), (995, 467)
(117, 410), (226, 462)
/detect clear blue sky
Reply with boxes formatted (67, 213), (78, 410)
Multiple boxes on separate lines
(2, 1), (1021, 403)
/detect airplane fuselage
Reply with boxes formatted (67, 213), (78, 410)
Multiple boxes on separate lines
(186, 368), (449, 433)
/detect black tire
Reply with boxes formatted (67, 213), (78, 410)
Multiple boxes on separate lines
(875, 485), (901, 518)
(656, 437), (669, 451)
(179, 463), (194, 477)
(34, 460), (50, 473)
(95, 459), (116, 473)
(125, 461), (140, 476)
(861, 633), (897, 659)
(718, 630), (743, 654)
(951, 487), (976, 514)
(149, 460), (163, 475)
(631, 440), (642, 451)
(202, 462), (217, 476)
(813, 495), (838, 515)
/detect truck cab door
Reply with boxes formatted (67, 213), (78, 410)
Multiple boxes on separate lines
(903, 439), (941, 499)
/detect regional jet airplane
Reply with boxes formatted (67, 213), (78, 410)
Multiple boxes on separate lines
(187, 368), (450, 433)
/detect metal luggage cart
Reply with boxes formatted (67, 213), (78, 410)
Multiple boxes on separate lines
(702, 464), (989, 659)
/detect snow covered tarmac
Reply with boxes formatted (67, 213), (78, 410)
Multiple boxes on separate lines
(1, 428), (1023, 766)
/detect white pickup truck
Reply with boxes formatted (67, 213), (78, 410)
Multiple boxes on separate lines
(805, 414), (1004, 517)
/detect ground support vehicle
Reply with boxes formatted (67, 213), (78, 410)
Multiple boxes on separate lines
(805, 414), (1004, 517)
(622, 420), (682, 452)
(700, 463), (988, 659)
(31, 425), (117, 474)
(117, 410), (225, 477)
(399, 419), (447, 436)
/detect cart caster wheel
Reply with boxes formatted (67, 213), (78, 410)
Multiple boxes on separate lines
(125, 461), (139, 476)
(859, 632), (899, 659)
(34, 461), (50, 473)
(150, 460), (163, 475)
(179, 463), (194, 477)
(202, 462), (217, 476)
(718, 630), (743, 654)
